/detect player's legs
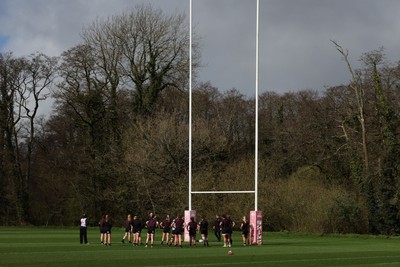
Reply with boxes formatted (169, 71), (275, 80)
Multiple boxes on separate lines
(122, 231), (127, 243)
(145, 233), (150, 247)
(178, 234), (182, 247)
(166, 232), (170, 245)
(161, 232), (165, 244)
(105, 233), (111, 246)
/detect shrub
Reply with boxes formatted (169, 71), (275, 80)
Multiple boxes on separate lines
(264, 166), (368, 233)
(325, 192), (368, 234)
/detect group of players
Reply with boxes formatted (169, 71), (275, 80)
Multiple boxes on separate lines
(98, 213), (250, 248)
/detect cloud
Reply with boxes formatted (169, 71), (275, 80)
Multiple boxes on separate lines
(0, 35), (9, 50)
(1, 0), (400, 97)
(194, 0), (260, 94)
(264, 0), (400, 92)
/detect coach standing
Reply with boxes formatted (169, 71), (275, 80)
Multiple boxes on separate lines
(213, 214), (221, 242)
(80, 213), (89, 244)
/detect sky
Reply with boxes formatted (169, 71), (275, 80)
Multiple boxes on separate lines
(1, 0), (400, 97)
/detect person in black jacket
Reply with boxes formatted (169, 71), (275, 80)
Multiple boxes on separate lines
(240, 216), (250, 246)
(213, 214), (221, 242)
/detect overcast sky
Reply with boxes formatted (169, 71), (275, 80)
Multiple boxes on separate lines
(1, 0), (400, 97)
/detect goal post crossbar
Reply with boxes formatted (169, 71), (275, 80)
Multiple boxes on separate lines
(191, 190), (255, 194)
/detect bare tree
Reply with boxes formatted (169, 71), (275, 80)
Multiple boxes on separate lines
(331, 40), (369, 180)
(0, 52), (57, 223)
(0, 53), (26, 223)
(17, 53), (57, 219)
(82, 4), (200, 115)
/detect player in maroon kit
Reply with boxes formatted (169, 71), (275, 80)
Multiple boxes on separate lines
(198, 215), (209, 246)
(160, 214), (171, 245)
(121, 214), (132, 244)
(187, 217), (197, 247)
(174, 214), (184, 247)
(145, 212), (158, 247)
(98, 215), (105, 244)
(103, 214), (112, 246)
(220, 214), (233, 247)
(131, 215), (142, 246)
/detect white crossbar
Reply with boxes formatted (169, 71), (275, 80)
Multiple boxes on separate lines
(191, 190), (255, 194)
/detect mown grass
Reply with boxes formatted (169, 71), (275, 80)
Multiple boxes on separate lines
(1, 227), (400, 267)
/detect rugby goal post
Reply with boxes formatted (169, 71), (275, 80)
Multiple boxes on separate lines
(186, 0), (262, 245)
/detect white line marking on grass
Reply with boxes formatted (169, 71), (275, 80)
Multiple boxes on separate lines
(371, 263), (400, 266)
(146, 262), (267, 267)
(144, 255), (400, 267)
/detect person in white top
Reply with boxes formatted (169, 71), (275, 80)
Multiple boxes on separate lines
(80, 213), (89, 244)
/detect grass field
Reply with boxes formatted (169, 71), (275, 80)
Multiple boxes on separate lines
(1, 227), (400, 267)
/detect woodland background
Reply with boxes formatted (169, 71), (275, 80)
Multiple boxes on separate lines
(1, 5), (400, 235)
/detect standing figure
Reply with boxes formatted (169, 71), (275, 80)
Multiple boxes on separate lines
(79, 213), (88, 244)
(174, 214), (184, 247)
(103, 214), (112, 246)
(145, 212), (158, 247)
(187, 216), (197, 247)
(160, 214), (171, 245)
(228, 215), (235, 245)
(131, 215), (142, 246)
(213, 214), (222, 242)
(220, 214), (233, 247)
(99, 215), (105, 244)
(169, 218), (176, 246)
(121, 214), (132, 244)
(198, 215), (209, 246)
(240, 216), (250, 246)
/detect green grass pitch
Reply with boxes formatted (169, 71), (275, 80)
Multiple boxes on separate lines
(1, 227), (400, 267)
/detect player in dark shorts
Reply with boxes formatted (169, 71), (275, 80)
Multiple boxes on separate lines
(174, 214), (184, 247)
(121, 214), (132, 244)
(240, 216), (250, 246)
(160, 214), (171, 245)
(228, 215), (235, 246)
(213, 214), (221, 242)
(169, 218), (176, 246)
(220, 214), (233, 247)
(198, 216), (209, 246)
(98, 215), (105, 244)
(131, 215), (142, 246)
(103, 214), (112, 246)
(187, 217), (197, 247)
(145, 212), (158, 247)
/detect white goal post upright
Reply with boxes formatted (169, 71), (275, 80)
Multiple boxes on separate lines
(186, 0), (262, 245)
(186, 0), (196, 243)
(254, 0), (260, 213)
(250, 0), (263, 246)
(188, 0), (193, 212)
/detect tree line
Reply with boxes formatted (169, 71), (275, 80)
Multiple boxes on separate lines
(1, 5), (400, 235)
